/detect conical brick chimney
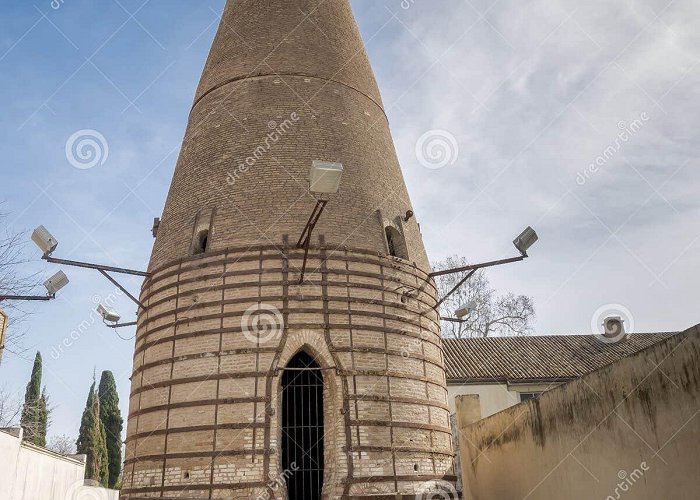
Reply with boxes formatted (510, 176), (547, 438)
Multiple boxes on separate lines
(123, 1), (455, 498)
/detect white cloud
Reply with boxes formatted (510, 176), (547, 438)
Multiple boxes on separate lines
(363, 0), (700, 333)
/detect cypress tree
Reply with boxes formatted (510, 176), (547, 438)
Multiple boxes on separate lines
(98, 371), (123, 488)
(36, 387), (49, 447)
(76, 382), (108, 486)
(20, 352), (46, 445)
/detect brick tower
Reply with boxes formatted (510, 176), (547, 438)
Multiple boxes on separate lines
(122, 1), (455, 498)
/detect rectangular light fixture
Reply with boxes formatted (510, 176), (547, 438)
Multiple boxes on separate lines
(513, 226), (538, 256)
(44, 271), (69, 295)
(97, 304), (121, 323)
(32, 225), (58, 256)
(310, 160), (343, 194)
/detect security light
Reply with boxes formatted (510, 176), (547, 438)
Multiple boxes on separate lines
(455, 301), (477, 319)
(44, 271), (69, 296)
(513, 226), (538, 256)
(32, 225), (58, 256)
(310, 160), (343, 194)
(97, 304), (121, 324)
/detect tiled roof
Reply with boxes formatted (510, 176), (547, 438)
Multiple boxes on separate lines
(443, 333), (678, 383)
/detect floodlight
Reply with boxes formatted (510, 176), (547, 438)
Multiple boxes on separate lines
(513, 226), (538, 256)
(455, 301), (477, 319)
(310, 161), (343, 194)
(43, 271), (69, 296)
(97, 304), (121, 324)
(32, 226), (58, 256)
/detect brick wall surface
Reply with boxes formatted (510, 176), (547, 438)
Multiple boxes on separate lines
(122, 247), (455, 499)
(149, 0), (430, 271)
(123, 0), (454, 498)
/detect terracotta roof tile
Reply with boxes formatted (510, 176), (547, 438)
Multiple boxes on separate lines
(443, 333), (678, 382)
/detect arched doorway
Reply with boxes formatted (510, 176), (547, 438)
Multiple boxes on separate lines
(282, 351), (324, 499)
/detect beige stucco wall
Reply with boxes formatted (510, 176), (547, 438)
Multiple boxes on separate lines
(0, 428), (119, 500)
(447, 382), (559, 418)
(457, 323), (700, 500)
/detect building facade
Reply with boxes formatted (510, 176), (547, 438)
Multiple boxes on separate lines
(122, 1), (454, 499)
(443, 333), (677, 418)
(454, 325), (699, 500)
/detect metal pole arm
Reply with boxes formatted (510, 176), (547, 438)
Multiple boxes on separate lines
(44, 255), (150, 277)
(432, 254), (529, 311)
(0, 294), (54, 302)
(98, 270), (147, 310)
(434, 269), (476, 310)
(297, 199), (328, 284)
(105, 321), (138, 329)
(441, 317), (467, 323)
(429, 255), (526, 278)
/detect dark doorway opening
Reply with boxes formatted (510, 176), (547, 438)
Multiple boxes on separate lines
(282, 351), (324, 500)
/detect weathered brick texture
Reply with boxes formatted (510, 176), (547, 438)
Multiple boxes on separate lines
(122, 1), (454, 498)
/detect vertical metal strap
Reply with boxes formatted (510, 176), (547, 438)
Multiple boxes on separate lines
(159, 260), (182, 496)
(128, 270), (152, 490)
(416, 265), (437, 475)
(341, 247), (355, 497)
(209, 251), (228, 497)
(264, 236), (291, 499)
(382, 263), (399, 493)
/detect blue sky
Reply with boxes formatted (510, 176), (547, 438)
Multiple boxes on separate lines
(1, 0), (698, 443)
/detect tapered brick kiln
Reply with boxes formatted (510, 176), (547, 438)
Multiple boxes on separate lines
(122, 1), (455, 498)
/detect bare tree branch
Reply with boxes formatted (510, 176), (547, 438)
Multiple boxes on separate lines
(433, 256), (535, 338)
(0, 206), (42, 355)
(0, 386), (23, 428)
(47, 434), (77, 455)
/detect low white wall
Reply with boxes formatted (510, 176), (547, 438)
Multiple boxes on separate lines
(0, 428), (119, 500)
(0, 428), (23, 499)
